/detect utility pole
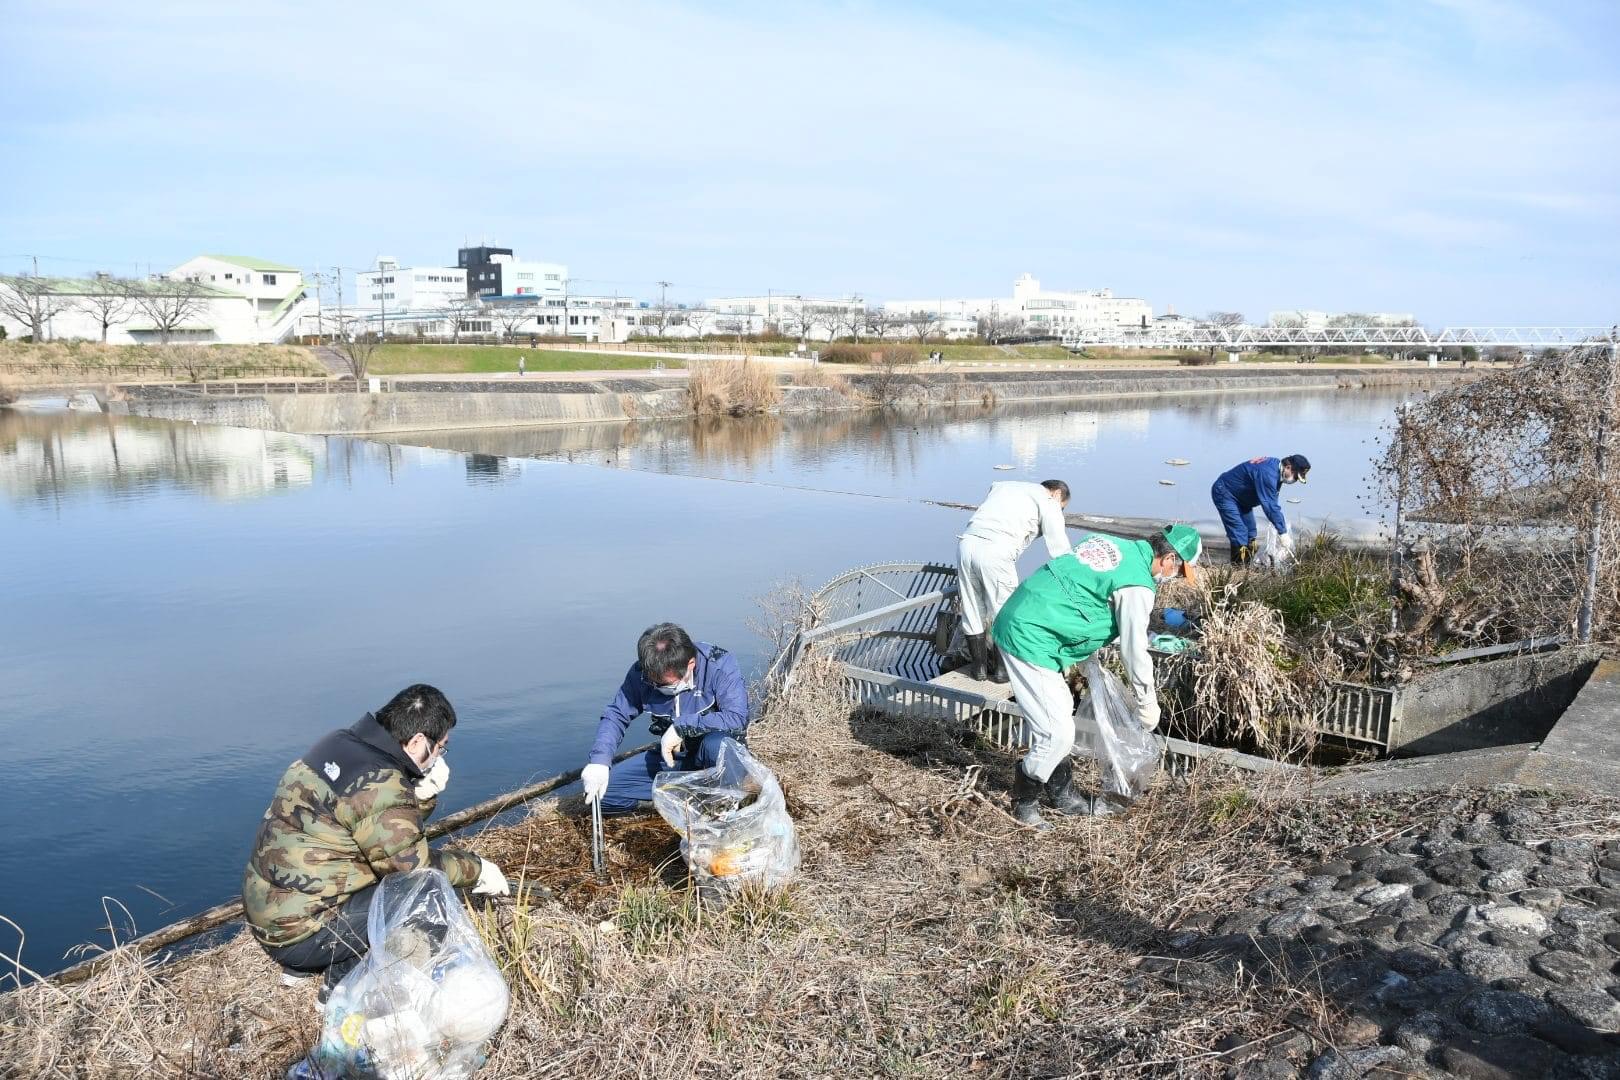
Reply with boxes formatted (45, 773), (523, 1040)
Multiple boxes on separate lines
(379, 262), (387, 344)
(657, 279), (671, 338)
(333, 266), (344, 341)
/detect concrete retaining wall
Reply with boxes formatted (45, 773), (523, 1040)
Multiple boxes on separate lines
(114, 368), (1462, 436)
(1389, 646), (1600, 756)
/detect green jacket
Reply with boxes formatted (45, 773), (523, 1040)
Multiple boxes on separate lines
(991, 532), (1157, 671)
(242, 713), (481, 948)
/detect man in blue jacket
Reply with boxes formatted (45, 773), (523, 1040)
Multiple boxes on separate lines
(1210, 454), (1311, 564)
(581, 622), (750, 815)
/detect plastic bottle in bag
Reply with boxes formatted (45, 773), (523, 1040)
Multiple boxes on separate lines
(652, 740), (799, 893)
(307, 869), (509, 1080)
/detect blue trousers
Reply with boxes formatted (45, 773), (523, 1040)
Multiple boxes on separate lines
(1210, 483), (1257, 551)
(602, 731), (741, 815)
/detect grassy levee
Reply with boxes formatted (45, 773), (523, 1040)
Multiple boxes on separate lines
(0, 342), (327, 385)
(368, 344), (684, 375)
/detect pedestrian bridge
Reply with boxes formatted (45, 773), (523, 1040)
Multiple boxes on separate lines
(1060, 325), (1615, 351)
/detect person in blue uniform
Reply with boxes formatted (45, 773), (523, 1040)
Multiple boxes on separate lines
(1210, 454), (1311, 564)
(580, 623), (750, 815)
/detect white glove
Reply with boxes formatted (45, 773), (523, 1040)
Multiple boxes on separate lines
(660, 725), (684, 768)
(1136, 697), (1162, 732)
(472, 857), (510, 897)
(581, 762), (609, 805)
(1277, 532), (1296, 553)
(413, 757), (449, 800)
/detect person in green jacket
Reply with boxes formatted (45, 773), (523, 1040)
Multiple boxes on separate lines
(991, 524), (1202, 829)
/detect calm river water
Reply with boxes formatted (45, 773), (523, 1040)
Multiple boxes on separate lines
(0, 387), (1409, 975)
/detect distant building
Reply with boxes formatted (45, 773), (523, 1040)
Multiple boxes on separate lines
(0, 255), (312, 344)
(884, 273), (1152, 339)
(354, 257), (466, 312)
(1267, 309), (1417, 329)
(704, 295), (865, 340)
(456, 245), (567, 299)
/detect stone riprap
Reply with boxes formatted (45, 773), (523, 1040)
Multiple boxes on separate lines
(1155, 802), (1620, 1078)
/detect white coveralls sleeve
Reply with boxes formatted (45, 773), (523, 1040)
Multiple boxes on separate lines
(1037, 492), (1072, 560)
(1111, 586), (1161, 730)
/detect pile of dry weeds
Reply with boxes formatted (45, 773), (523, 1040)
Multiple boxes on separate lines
(0, 661), (1468, 1078)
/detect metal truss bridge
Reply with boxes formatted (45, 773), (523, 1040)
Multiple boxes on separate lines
(1060, 325), (1616, 351)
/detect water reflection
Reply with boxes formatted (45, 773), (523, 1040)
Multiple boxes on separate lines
(387, 389), (1411, 533)
(0, 410), (319, 505)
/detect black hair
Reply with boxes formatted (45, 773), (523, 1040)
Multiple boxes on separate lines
(638, 623), (697, 681)
(1148, 526), (1178, 561)
(376, 683), (457, 746)
(1040, 479), (1070, 501)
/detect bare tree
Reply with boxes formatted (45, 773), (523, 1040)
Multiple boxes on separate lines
(977, 304), (1023, 344)
(132, 278), (212, 343)
(906, 309), (943, 343)
(0, 274), (70, 341)
(681, 307), (713, 339)
(440, 295), (480, 343)
(77, 277), (137, 343)
(864, 308), (895, 340)
(332, 312), (379, 383)
(492, 302), (539, 340)
(835, 305), (865, 343)
(1207, 311), (1246, 329)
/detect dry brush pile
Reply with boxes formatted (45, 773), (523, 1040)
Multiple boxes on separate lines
(1378, 340), (1620, 648)
(2, 657), (1458, 1080)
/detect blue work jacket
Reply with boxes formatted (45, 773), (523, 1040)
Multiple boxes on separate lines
(1213, 456), (1290, 535)
(589, 642), (750, 765)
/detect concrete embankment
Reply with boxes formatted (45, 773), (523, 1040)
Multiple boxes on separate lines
(110, 367), (1467, 436)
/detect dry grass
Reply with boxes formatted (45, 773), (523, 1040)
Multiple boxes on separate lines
(787, 364), (854, 396)
(0, 341), (326, 385)
(1161, 592), (1331, 757)
(0, 379), (17, 405)
(10, 656), (1596, 1078)
(687, 359), (783, 416)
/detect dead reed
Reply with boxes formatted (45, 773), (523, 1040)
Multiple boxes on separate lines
(686, 359), (782, 416)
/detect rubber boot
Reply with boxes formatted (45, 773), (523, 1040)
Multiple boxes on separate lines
(988, 642), (1010, 685)
(1010, 763), (1052, 831)
(966, 634), (990, 682)
(1042, 759), (1092, 815)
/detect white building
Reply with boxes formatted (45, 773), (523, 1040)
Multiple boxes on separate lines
(884, 273), (1152, 338)
(457, 245), (568, 300)
(354, 258), (467, 312)
(0, 255), (312, 344)
(703, 295), (866, 341)
(1268, 309), (1417, 329)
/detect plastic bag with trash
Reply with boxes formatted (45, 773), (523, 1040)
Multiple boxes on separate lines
(1250, 524), (1294, 571)
(307, 869), (509, 1080)
(1079, 658), (1161, 801)
(652, 740), (799, 892)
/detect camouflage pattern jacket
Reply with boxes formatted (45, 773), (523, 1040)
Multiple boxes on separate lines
(242, 713), (481, 948)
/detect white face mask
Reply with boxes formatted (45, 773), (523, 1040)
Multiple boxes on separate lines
(656, 671), (695, 697)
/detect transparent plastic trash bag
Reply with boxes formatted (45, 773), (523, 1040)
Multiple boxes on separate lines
(1079, 658), (1161, 801)
(309, 869), (509, 1080)
(652, 740), (799, 892)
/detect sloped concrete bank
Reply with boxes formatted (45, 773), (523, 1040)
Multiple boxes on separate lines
(111, 367), (1466, 436)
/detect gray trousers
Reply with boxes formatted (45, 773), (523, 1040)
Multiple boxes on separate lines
(1002, 652), (1076, 782)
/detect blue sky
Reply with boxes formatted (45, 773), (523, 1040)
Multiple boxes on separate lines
(1, 0), (1616, 323)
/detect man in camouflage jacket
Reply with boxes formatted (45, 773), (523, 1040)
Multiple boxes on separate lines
(243, 684), (508, 986)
